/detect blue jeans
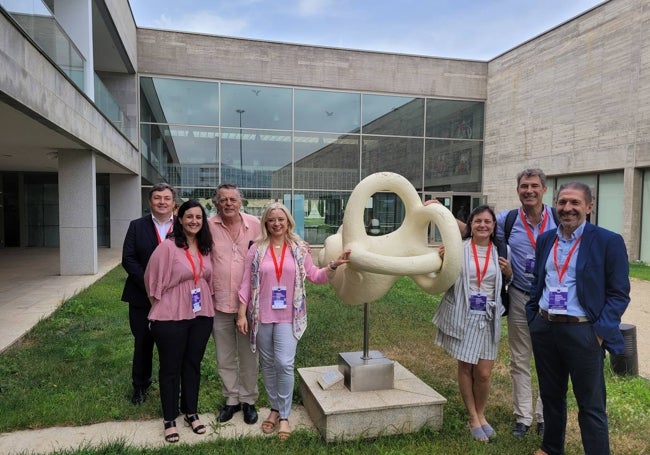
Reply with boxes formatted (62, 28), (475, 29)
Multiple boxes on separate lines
(257, 323), (298, 419)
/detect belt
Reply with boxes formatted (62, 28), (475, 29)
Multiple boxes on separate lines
(539, 309), (589, 323)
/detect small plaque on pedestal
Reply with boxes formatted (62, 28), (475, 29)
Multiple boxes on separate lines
(318, 369), (344, 390)
(338, 351), (394, 392)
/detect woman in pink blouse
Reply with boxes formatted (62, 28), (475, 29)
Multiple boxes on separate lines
(236, 202), (350, 440)
(145, 199), (214, 443)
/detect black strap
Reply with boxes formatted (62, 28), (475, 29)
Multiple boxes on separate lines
(503, 208), (518, 245)
(503, 205), (559, 245)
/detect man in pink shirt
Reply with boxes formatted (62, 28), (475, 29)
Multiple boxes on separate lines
(208, 183), (262, 424)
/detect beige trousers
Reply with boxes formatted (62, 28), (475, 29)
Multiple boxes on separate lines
(213, 310), (259, 405)
(508, 286), (543, 426)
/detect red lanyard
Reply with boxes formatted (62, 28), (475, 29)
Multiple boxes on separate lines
(185, 248), (204, 285)
(155, 222), (173, 244)
(553, 235), (582, 284)
(270, 243), (287, 282)
(471, 239), (492, 290)
(519, 208), (548, 250)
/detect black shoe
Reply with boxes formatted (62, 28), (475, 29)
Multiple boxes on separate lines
(131, 387), (147, 405)
(512, 422), (530, 438)
(218, 403), (241, 422)
(242, 403), (258, 424)
(537, 422), (545, 436)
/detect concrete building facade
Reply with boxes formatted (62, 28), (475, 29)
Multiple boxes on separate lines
(1, 0), (649, 272)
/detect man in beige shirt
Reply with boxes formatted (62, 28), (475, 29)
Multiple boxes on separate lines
(208, 183), (262, 425)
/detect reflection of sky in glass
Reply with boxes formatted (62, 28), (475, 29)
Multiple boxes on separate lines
(0, 0), (52, 15)
(363, 94), (415, 125)
(151, 78), (218, 125)
(295, 89), (360, 133)
(221, 84), (292, 130)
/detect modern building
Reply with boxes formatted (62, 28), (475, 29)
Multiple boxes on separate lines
(1, 0), (648, 272)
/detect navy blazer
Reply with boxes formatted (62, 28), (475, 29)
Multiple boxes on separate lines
(121, 215), (166, 308)
(526, 222), (630, 355)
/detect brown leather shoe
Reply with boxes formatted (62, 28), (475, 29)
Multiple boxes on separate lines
(533, 450), (549, 455)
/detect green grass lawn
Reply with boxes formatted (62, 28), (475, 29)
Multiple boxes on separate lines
(0, 265), (649, 454)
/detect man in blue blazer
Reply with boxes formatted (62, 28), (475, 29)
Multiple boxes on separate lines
(526, 181), (629, 455)
(121, 183), (176, 405)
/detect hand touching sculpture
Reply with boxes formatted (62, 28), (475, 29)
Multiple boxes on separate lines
(319, 172), (462, 305)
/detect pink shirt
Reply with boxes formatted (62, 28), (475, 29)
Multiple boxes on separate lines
(238, 244), (329, 324)
(145, 239), (215, 321)
(208, 212), (261, 313)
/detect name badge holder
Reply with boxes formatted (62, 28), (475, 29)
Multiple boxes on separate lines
(548, 235), (582, 315)
(548, 286), (568, 314)
(470, 239), (492, 315)
(270, 242), (288, 310)
(191, 288), (202, 313)
(185, 248), (204, 313)
(470, 292), (487, 314)
(271, 286), (288, 310)
(524, 254), (536, 277)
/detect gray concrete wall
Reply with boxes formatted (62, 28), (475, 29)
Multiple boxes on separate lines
(137, 29), (487, 100)
(105, 0), (137, 70)
(483, 0), (650, 259)
(0, 12), (139, 173)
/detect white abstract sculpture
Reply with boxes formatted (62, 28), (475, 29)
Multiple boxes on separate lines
(319, 172), (462, 305)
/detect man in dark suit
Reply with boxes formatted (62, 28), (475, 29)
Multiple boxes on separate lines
(121, 183), (176, 405)
(526, 182), (630, 455)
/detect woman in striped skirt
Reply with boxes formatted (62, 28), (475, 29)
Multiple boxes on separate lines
(433, 205), (511, 442)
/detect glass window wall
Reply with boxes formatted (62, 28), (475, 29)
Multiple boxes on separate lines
(140, 76), (484, 244)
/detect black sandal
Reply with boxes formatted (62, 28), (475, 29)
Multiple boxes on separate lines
(184, 413), (206, 434)
(164, 420), (179, 443)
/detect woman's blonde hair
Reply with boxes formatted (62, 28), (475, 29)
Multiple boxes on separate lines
(257, 202), (301, 244)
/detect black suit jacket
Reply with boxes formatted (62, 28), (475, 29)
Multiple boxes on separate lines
(121, 215), (165, 308)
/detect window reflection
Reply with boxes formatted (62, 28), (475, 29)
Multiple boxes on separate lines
(362, 136), (423, 189)
(295, 89), (360, 133)
(424, 139), (482, 192)
(221, 128), (292, 189)
(363, 95), (424, 136)
(426, 99), (484, 139)
(140, 77), (218, 126)
(221, 84), (292, 130)
(293, 133), (359, 191)
(138, 77), (485, 243)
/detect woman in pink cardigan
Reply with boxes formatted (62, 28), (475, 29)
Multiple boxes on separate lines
(145, 199), (214, 443)
(236, 202), (349, 440)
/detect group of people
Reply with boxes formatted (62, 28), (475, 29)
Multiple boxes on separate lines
(122, 170), (630, 453)
(431, 168), (630, 455)
(121, 183), (349, 443)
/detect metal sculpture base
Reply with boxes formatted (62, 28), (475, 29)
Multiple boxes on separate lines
(338, 350), (394, 392)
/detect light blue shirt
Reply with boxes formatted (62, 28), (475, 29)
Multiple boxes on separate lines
(539, 221), (587, 316)
(496, 205), (557, 292)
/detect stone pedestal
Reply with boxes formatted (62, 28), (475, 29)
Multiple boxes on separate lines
(298, 361), (446, 442)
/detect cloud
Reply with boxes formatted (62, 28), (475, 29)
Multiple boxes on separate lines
(296, 0), (335, 17)
(153, 11), (247, 35)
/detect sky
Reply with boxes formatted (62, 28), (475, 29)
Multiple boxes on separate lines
(129, 0), (605, 61)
